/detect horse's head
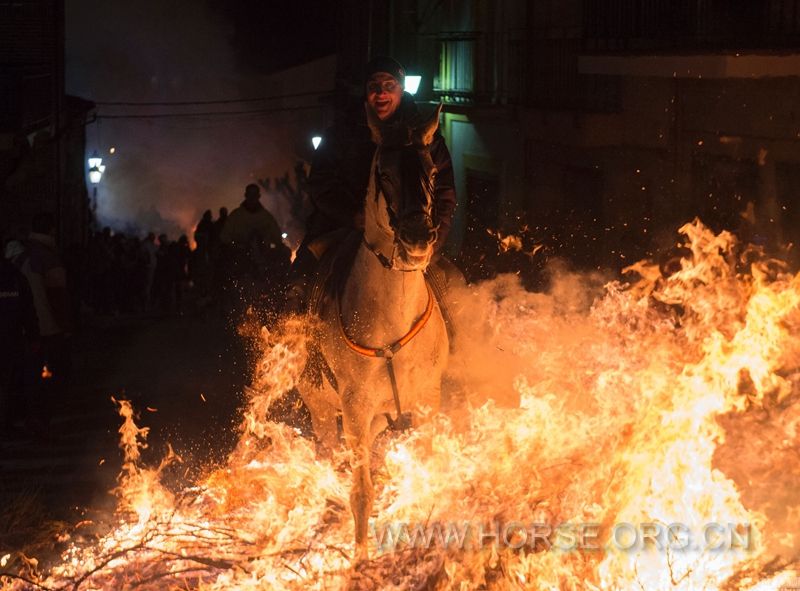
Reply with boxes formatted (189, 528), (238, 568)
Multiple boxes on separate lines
(366, 102), (442, 271)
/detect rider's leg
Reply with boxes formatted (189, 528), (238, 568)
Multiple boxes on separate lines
(284, 244), (318, 315)
(425, 255), (466, 351)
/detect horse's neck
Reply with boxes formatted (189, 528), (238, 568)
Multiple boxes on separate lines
(341, 245), (428, 346)
(363, 151), (394, 259)
(341, 157), (429, 344)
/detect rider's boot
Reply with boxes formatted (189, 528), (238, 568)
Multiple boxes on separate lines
(282, 245), (318, 316)
(425, 255), (466, 352)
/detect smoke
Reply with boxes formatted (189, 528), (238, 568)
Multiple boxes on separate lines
(65, 0), (322, 240)
(444, 261), (612, 412)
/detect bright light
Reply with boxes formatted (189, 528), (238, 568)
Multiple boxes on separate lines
(311, 136), (322, 150)
(109, 147), (116, 154)
(405, 75), (422, 95)
(281, 232), (288, 239)
(88, 151), (105, 184)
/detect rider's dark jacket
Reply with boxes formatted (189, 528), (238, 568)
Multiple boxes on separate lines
(305, 92), (456, 253)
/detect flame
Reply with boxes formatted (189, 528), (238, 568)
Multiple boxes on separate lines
(40, 365), (52, 380)
(488, 229), (543, 257)
(1, 219), (799, 590)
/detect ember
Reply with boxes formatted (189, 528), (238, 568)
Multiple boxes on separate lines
(1, 220), (798, 590)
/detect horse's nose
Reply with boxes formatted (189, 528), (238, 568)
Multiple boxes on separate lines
(399, 213), (434, 246)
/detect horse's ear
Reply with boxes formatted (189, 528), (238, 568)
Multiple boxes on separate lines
(417, 103), (443, 146)
(364, 102), (383, 145)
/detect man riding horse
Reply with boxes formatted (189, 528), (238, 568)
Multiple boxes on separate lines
(277, 57), (458, 563)
(286, 56), (457, 311)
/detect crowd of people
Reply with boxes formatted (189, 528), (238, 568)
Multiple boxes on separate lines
(76, 183), (292, 319)
(0, 183), (293, 438)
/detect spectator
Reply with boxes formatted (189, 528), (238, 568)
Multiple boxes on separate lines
(220, 184), (290, 315)
(142, 232), (158, 311)
(194, 210), (213, 260)
(192, 211), (214, 297)
(14, 213), (72, 430)
(171, 235), (191, 315)
(0, 240), (38, 433)
(210, 206), (228, 258)
(153, 234), (173, 314)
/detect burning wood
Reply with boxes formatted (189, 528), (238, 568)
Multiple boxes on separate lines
(1, 220), (798, 590)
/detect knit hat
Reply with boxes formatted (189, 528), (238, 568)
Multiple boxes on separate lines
(365, 56), (406, 86)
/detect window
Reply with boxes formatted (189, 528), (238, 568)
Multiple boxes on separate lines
(435, 37), (475, 96)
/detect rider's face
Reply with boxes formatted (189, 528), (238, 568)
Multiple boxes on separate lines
(366, 73), (403, 121)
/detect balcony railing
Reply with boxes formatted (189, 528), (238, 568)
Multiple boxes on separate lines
(583, 0), (800, 52)
(433, 31), (526, 106)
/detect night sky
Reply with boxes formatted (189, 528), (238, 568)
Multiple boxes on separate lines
(210, 0), (338, 73)
(66, 0), (337, 238)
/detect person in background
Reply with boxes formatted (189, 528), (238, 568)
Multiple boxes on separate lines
(220, 184), (290, 314)
(194, 210), (213, 259)
(14, 213), (72, 432)
(0, 240), (38, 434)
(211, 206), (228, 258)
(193, 210), (214, 298)
(153, 234), (173, 314)
(171, 235), (191, 315)
(142, 232), (158, 311)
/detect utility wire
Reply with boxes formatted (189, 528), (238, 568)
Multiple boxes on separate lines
(95, 104), (323, 119)
(95, 89), (333, 107)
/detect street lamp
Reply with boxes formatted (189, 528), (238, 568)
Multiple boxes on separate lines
(405, 75), (422, 95)
(311, 136), (322, 150)
(87, 151), (107, 228)
(88, 151), (106, 184)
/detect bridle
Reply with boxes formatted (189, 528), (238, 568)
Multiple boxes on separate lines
(364, 142), (438, 272)
(336, 137), (439, 430)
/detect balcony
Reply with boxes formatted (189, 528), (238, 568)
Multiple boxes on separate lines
(433, 31), (526, 106)
(583, 0), (800, 53)
(579, 0), (800, 78)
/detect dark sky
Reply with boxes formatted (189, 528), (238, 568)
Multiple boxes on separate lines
(210, 0), (338, 73)
(65, 0), (337, 238)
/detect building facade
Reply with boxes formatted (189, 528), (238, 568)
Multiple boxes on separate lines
(1, 0), (92, 247)
(341, 0), (800, 280)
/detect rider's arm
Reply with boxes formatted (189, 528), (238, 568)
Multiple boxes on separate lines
(308, 128), (362, 227)
(431, 132), (456, 252)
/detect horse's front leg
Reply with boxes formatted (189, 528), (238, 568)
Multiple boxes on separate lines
(297, 379), (340, 455)
(341, 394), (376, 564)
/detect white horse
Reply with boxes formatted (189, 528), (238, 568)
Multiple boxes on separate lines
(298, 103), (448, 562)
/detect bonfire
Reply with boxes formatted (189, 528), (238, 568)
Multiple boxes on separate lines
(1, 220), (798, 590)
